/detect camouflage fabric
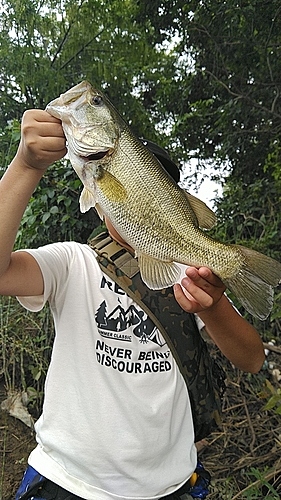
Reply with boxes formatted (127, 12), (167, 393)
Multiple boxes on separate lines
(89, 232), (225, 441)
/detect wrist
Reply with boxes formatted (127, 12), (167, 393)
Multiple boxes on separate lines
(197, 293), (229, 322)
(9, 155), (47, 178)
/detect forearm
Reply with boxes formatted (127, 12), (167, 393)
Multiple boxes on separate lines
(197, 294), (265, 373)
(0, 110), (66, 281)
(0, 158), (44, 276)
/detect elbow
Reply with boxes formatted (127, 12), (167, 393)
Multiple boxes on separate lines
(247, 351), (266, 374)
(236, 343), (265, 374)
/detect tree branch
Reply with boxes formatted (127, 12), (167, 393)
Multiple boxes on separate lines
(204, 69), (281, 119)
(59, 27), (106, 70)
(50, 0), (87, 68)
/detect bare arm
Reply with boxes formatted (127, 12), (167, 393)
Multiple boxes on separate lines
(0, 110), (66, 296)
(173, 266), (265, 373)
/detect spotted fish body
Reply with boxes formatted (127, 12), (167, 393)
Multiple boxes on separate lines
(46, 81), (281, 319)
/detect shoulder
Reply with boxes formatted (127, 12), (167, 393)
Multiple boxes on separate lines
(21, 241), (99, 283)
(24, 240), (95, 262)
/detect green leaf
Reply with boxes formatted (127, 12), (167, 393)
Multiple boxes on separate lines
(50, 205), (59, 214)
(42, 212), (51, 223)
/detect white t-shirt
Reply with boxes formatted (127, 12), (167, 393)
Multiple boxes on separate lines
(18, 242), (197, 500)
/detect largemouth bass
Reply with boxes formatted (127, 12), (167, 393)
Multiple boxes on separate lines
(46, 81), (281, 320)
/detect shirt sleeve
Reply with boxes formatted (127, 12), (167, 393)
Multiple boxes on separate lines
(16, 242), (85, 312)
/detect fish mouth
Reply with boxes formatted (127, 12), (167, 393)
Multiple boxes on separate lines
(81, 150), (110, 161)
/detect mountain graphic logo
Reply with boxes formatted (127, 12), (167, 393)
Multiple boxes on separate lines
(95, 301), (165, 346)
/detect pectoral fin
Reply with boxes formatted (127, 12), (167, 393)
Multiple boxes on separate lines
(138, 253), (181, 290)
(94, 167), (127, 202)
(80, 165), (127, 211)
(184, 191), (217, 229)
(80, 187), (96, 213)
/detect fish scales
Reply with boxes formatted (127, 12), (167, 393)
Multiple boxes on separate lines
(103, 130), (241, 273)
(46, 81), (281, 319)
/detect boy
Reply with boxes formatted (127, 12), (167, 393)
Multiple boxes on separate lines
(0, 110), (265, 500)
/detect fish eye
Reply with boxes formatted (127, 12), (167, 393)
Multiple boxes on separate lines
(92, 95), (103, 106)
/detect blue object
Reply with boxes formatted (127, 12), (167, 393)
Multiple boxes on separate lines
(15, 465), (46, 500)
(189, 461), (211, 499)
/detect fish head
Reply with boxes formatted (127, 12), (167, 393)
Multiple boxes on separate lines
(46, 81), (121, 182)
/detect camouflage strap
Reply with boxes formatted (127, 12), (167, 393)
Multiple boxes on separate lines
(88, 232), (224, 440)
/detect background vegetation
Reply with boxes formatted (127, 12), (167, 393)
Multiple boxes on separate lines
(0, 0), (281, 497)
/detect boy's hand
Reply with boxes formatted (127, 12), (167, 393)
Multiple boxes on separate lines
(15, 109), (67, 171)
(173, 266), (226, 313)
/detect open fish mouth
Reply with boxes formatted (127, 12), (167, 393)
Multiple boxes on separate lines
(81, 151), (110, 161)
(67, 134), (113, 161)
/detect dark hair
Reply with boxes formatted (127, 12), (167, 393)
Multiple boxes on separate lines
(140, 139), (180, 183)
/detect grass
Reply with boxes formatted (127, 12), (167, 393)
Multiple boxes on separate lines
(0, 295), (54, 415)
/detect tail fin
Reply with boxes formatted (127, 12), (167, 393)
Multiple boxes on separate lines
(224, 246), (281, 320)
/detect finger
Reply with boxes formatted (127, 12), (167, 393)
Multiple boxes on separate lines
(198, 267), (225, 288)
(23, 109), (61, 125)
(22, 111), (65, 142)
(23, 132), (66, 157)
(184, 268), (214, 295)
(25, 120), (65, 140)
(185, 266), (226, 291)
(36, 136), (67, 153)
(39, 122), (65, 139)
(180, 276), (214, 309)
(173, 283), (196, 312)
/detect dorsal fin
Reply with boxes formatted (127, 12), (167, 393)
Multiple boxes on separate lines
(184, 191), (217, 229)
